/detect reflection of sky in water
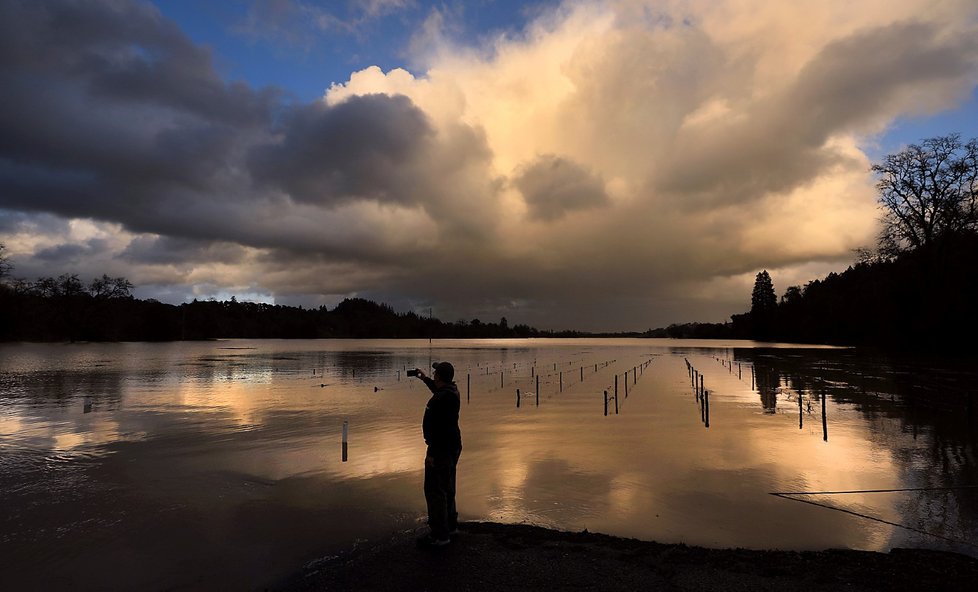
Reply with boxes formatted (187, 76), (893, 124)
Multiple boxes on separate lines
(1, 339), (976, 590)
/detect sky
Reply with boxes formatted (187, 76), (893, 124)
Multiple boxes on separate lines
(1, 0), (977, 331)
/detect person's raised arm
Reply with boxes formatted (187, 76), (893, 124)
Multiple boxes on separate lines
(412, 368), (437, 393)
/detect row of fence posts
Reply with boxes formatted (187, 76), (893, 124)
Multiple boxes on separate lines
(603, 359), (653, 416)
(716, 357), (743, 381)
(318, 356), (623, 411)
(516, 359), (617, 408)
(390, 359), (614, 410)
(715, 356), (752, 387)
(685, 358), (709, 428)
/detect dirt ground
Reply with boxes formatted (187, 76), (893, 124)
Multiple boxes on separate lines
(272, 521), (978, 591)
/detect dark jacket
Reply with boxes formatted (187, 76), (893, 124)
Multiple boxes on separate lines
(421, 377), (462, 452)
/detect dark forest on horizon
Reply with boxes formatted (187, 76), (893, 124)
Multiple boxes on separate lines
(2, 134), (976, 349)
(0, 278), (572, 341)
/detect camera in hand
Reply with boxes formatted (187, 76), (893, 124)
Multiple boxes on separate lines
(407, 369), (419, 377)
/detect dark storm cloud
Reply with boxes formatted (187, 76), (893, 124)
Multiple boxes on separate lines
(0, 0), (274, 125)
(0, 210), (68, 234)
(34, 241), (103, 263)
(0, 0), (274, 231)
(121, 236), (249, 266)
(0, 0), (497, 262)
(249, 94), (434, 206)
(513, 155), (609, 221)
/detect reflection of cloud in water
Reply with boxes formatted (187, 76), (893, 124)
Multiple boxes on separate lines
(484, 456), (612, 529)
(607, 474), (648, 517)
(1, 407), (147, 457)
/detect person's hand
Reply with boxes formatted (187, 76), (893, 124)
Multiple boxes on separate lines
(424, 454), (435, 468)
(415, 368), (427, 380)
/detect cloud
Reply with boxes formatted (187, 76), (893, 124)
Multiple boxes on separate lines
(249, 94), (435, 206)
(513, 155), (609, 221)
(121, 236), (250, 266)
(1, 0), (977, 330)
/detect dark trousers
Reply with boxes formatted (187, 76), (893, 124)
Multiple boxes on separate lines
(424, 445), (461, 539)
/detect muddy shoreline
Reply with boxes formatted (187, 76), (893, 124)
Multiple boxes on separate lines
(272, 521), (978, 591)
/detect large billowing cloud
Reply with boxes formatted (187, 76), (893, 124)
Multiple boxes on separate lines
(1, 0), (977, 329)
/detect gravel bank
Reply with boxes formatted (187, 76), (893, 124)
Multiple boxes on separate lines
(273, 521), (977, 591)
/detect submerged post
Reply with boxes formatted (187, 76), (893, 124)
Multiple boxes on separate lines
(536, 375), (540, 403)
(467, 373), (471, 403)
(604, 390), (608, 416)
(517, 389), (521, 408)
(501, 371), (504, 388)
(342, 420), (349, 462)
(821, 391), (828, 442)
(704, 390), (710, 428)
(624, 374), (628, 399)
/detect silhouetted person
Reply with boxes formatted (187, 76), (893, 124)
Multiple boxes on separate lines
(412, 361), (462, 547)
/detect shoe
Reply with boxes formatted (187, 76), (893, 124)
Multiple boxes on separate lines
(416, 534), (451, 548)
(448, 527), (460, 536)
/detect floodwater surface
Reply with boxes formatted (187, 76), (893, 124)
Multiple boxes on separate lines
(1, 339), (976, 590)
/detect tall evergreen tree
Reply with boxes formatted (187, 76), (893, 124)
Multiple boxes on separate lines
(751, 270), (776, 315)
(750, 270), (777, 340)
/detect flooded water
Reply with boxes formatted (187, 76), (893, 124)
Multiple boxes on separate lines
(1, 339), (976, 590)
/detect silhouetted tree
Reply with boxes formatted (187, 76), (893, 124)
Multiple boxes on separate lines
(0, 243), (11, 280)
(750, 270), (777, 340)
(751, 271), (777, 313)
(88, 274), (134, 299)
(872, 134), (978, 255)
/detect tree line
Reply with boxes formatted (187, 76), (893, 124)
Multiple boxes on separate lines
(0, 257), (566, 341)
